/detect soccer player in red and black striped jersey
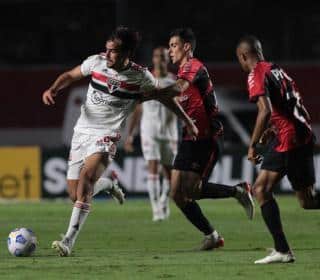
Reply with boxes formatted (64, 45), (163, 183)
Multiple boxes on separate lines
(146, 28), (255, 250)
(236, 35), (320, 264)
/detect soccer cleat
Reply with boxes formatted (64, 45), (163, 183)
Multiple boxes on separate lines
(235, 182), (255, 220)
(51, 237), (71, 257)
(152, 214), (164, 222)
(254, 249), (295, 264)
(199, 235), (225, 251)
(107, 171), (125, 204)
(152, 208), (165, 222)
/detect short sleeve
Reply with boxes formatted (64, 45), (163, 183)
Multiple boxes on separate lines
(140, 69), (159, 91)
(80, 55), (100, 76)
(247, 67), (266, 102)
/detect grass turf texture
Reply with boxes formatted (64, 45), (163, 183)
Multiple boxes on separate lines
(0, 196), (319, 279)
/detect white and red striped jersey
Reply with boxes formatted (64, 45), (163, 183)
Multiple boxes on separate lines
(141, 73), (178, 141)
(74, 54), (157, 136)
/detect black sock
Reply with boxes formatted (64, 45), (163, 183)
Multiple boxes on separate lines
(180, 201), (213, 235)
(261, 199), (290, 253)
(200, 181), (237, 199)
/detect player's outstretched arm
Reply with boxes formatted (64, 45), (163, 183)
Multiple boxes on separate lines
(42, 65), (84, 105)
(248, 96), (272, 164)
(124, 104), (142, 153)
(141, 79), (189, 102)
(158, 96), (198, 140)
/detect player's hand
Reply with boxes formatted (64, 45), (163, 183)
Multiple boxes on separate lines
(124, 136), (134, 153)
(42, 89), (58, 105)
(186, 122), (199, 141)
(247, 146), (262, 165)
(259, 127), (276, 145)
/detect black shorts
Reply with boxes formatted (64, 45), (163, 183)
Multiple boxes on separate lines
(261, 139), (315, 190)
(173, 137), (222, 180)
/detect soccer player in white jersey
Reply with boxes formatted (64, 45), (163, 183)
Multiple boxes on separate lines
(125, 47), (178, 221)
(42, 26), (198, 257)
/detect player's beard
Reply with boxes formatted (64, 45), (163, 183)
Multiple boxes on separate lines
(106, 60), (114, 68)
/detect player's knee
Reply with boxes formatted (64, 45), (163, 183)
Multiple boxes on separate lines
(253, 184), (268, 203)
(173, 197), (188, 209)
(171, 189), (181, 203)
(171, 189), (186, 207)
(184, 182), (201, 199)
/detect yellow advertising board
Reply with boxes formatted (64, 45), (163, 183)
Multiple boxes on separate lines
(0, 147), (41, 200)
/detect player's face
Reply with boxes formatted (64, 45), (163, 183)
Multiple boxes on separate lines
(152, 48), (169, 68)
(236, 46), (250, 72)
(169, 36), (187, 65)
(105, 40), (127, 69)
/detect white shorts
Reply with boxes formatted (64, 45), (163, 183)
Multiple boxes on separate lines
(67, 132), (119, 180)
(141, 136), (177, 166)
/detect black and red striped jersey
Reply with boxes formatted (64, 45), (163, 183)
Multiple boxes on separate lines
(177, 58), (222, 140)
(248, 61), (312, 152)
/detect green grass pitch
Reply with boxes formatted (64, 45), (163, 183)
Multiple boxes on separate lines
(0, 196), (319, 279)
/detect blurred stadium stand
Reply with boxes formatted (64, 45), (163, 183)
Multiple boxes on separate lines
(0, 1), (320, 65)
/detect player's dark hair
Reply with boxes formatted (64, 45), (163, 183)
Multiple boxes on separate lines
(108, 26), (141, 57)
(170, 28), (196, 51)
(237, 35), (263, 55)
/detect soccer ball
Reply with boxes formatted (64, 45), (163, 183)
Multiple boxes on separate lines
(7, 228), (37, 257)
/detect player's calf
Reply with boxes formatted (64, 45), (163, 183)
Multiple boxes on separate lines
(67, 180), (78, 202)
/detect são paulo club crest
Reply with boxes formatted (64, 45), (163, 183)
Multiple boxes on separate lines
(106, 78), (121, 93)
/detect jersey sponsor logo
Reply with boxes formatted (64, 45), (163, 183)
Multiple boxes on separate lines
(90, 90), (131, 107)
(91, 90), (109, 105)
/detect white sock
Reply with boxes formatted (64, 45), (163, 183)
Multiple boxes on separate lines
(160, 178), (170, 205)
(206, 230), (219, 240)
(93, 177), (113, 196)
(64, 201), (90, 247)
(147, 174), (160, 216)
